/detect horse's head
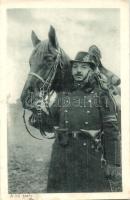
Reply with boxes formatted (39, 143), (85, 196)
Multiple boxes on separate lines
(21, 26), (72, 109)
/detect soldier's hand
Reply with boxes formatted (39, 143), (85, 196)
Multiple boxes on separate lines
(34, 99), (49, 115)
(34, 90), (57, 115)
(105, 164), (121, 181)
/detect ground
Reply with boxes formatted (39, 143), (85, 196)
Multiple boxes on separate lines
(8, 101), (54, 193)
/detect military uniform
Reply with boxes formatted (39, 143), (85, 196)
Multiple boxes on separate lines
(30, 51), (121, 192)
(38, 78), (120, 192)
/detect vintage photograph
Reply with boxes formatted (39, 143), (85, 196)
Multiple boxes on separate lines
(7, 8), (122, 194)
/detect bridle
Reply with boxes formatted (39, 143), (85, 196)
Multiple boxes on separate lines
(29, 48), (62, 94)
(29, 72), (48, 85)
(23, 48), (63, 140)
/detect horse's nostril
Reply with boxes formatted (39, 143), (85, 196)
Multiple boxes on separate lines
(116, 78), (121, 86)
(28, 87), (34, 92)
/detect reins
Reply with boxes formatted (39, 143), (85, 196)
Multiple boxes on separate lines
(23, 48), (62, 140)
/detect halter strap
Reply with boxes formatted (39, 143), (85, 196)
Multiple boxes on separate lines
(29, 49), (62, 85)
(24, 49), (62, 140)
(29, 72), (47, 84)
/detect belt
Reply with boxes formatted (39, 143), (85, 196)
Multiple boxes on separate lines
(69, 131), (86, 139)
(54, 127), (101, 139)
(54, 127), (101, 140)
(69, 130), (103, 151)
(54, 127), (102, 149)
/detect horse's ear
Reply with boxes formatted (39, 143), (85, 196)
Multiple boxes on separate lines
(31, 31), (41, 47)
(48, 25), (59, 49)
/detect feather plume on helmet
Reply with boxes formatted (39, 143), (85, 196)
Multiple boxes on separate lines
(88, 45), (121, 95)
(88, 45), (102, 67)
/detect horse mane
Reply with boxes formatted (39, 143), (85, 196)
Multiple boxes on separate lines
(51, 48), (73, 92)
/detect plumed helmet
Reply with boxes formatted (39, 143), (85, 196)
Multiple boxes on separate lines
(88, 45), (102, 67)
(71, 52), (97, 69)
(88, 45), (102, 59)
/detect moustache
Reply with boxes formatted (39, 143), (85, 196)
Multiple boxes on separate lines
(74, 73), (83, 76)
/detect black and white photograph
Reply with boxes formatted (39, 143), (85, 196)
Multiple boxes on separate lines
(0, 1), (129, 199)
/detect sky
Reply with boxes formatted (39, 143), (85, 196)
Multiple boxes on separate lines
(7, 8), (120, 103)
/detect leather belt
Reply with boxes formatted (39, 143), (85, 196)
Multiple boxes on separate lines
(69, 131), (83, 139)
(54, 127), (101, 139)
(68, 131), (94, 139)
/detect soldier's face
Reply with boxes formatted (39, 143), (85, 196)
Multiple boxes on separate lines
(72, 62), (92, 82)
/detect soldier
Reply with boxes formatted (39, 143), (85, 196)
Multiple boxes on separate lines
(37, 51), (121, 192)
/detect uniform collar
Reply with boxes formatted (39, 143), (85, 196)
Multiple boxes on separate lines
(72, 80), (97, 93)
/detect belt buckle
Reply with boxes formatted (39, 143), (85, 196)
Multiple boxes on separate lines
(72, 131), (79, 138)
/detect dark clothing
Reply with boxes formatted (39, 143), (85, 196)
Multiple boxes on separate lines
(35, 82), (121, 192)
(47, 136), (110, 192)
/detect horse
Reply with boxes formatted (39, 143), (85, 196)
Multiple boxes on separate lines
(21, 26), (73, 139)
(21, 26), (72, 111)
(21, 26), (121, 139)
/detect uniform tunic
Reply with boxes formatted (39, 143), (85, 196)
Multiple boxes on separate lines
(38, 83), (120, 192)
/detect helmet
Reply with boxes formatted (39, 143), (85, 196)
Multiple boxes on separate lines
(71, 52), (97, 69)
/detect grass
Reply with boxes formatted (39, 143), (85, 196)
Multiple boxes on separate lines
(8, 103), (53, 193)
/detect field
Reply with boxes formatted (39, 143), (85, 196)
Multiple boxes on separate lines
(8, 101), (54, 193)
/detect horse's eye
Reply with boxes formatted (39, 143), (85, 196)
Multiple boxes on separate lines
(48, 57), (54, 62)
(47, 59), (54, 66)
